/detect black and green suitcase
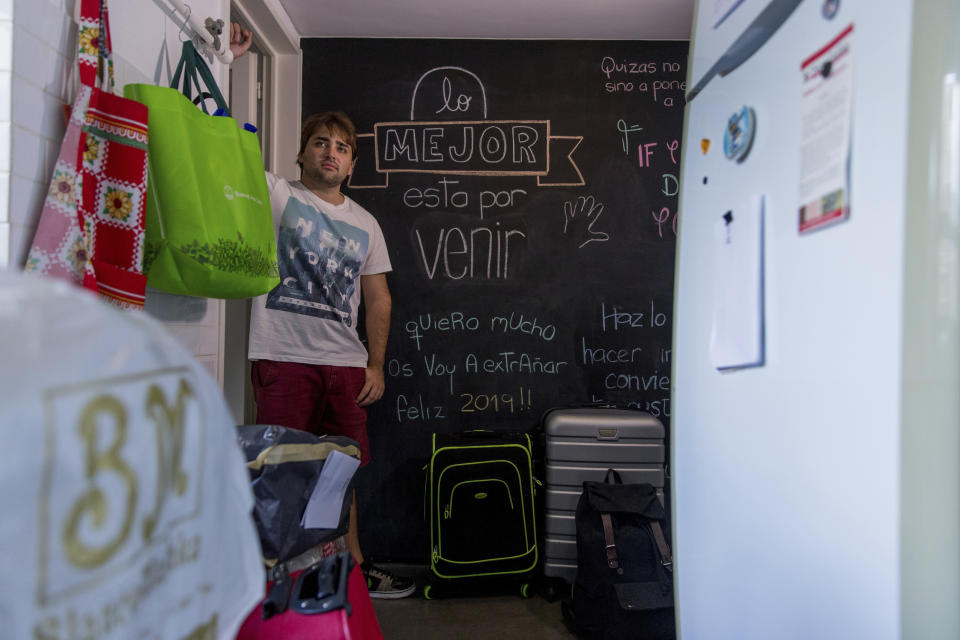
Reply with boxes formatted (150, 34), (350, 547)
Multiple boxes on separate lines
(423, 430), (538, 598)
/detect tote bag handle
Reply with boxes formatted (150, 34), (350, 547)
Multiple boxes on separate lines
(77, 0), (115, 92)
(172, 41), (230, 115)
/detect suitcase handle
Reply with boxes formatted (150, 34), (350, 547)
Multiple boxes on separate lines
(596, 428), (620, 440)
(604, 468), (624, 484)
(290, 552), (353, 616)
(461, 428), (499, 437)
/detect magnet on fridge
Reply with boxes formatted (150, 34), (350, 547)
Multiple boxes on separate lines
(723, 106), (756, 162)
(822, 0), (840, 20)
(701, 138), (711, 154)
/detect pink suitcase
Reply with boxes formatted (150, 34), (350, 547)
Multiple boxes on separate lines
(236, 552), (384, 640)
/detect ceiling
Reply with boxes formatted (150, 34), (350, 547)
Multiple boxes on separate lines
(275, 0), (694, 40)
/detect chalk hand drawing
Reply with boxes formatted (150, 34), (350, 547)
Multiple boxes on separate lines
(563, 195), (610, 249)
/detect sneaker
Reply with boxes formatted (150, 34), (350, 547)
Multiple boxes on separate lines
(361, 561), (416, 599)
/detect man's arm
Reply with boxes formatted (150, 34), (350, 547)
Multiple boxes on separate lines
(230, 23), (253, 59)
(357, 273), (391, 407)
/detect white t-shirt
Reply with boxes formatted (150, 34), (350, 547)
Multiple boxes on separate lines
(248, 173), (392, 367)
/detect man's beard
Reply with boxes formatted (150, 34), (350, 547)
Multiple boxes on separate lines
(303, 164), (345, 189)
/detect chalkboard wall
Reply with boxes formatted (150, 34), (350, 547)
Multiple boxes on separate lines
(301, 39), (687, 561)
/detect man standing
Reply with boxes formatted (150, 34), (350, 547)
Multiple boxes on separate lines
(232, 26), (415, 599)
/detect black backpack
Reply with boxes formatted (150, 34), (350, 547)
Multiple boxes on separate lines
(563, 469), (675, 639)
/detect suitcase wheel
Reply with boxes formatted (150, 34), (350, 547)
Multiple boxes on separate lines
(423, 584), (434, 600)
(543, 582), (559, 602)
(520, 582), (532, 599)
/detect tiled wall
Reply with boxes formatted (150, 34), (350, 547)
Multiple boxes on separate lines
(7, 0), (74, 270)
(0, 0), (14, 266)
(5, 0), (231, 383)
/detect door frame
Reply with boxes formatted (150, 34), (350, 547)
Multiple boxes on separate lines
(221, 0), (301, 424)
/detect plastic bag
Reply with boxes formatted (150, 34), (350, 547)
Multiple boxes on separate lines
(237, 424), (362, 566)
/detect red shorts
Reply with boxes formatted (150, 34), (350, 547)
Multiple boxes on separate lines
(251, 360), (370, 466)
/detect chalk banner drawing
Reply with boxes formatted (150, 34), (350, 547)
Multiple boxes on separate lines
(348, 67), (584, 188)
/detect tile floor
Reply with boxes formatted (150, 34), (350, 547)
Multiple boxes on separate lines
(371, 565), (577, 639)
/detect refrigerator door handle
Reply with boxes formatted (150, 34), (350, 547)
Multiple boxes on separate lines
(687, 0), (804, 103)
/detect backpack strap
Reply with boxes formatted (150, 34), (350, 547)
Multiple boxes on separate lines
(603, 512), (673, 574)
(601, 512), (619, 570)
(649, 521), (673, 573)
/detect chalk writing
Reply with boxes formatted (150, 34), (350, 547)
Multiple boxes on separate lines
(582, 338), (644, 364)
(636, 138), (680, 169)
(604, 80), (644, 94)
(404, 311), (481, 351)
(490, 312), (557, 341)
(586, 331), (673, 418)
(395, 393), (448, 422)
(604, 372), (670, 392)
(601, 302), (668, 331)
(667, 139), (680, 164)
(414, 222), (526, 281)
(459, 387), (532, 414)
(617, 119), (643, 154)
(437, 76), (473, 114)
(635, 138), (681, 239)
(563, 195), (609, 249)
(652, 207), (678, 238)
(478, 188), (528, 218)
(464, 352), (568, 374)
(401, 178), (528, 219)
(385, 300), (672, 429)
(387, 358), (415, 377)
(637, 142), (658, 167)
(591, 392), (672, 419)
(410, 66), (489, 119)
(403, 177), (470, 210)
(661, 174), (678, 197)
(600, 57), (686, 106)
(375, 121), (549, 174)
(600, 56), (658, 78)
(423, 353), (456, 393)
(652, 79), (685, 104)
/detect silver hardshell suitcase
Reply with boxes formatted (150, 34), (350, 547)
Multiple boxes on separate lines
(542, 407), (666, 584)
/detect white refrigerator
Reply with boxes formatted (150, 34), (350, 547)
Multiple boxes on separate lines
(672, 0), (959, 638)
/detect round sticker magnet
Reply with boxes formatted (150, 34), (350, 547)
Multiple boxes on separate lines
(723, 106), (756, 162)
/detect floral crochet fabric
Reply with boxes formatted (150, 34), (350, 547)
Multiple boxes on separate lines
(24, 0), (148, 310)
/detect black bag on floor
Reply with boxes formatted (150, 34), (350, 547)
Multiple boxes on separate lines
(563, 469), (675, 639)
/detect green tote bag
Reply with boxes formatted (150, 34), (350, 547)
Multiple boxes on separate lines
(124, 42), (279, 299)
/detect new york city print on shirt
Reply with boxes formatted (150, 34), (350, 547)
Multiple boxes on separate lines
(266, 197), (369, 326)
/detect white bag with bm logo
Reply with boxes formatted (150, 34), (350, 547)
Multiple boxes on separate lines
(0, 272), (264, 639)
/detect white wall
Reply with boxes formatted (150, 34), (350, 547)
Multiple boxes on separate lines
(4, 0), (234, 381)
(673, 0), (959, 638)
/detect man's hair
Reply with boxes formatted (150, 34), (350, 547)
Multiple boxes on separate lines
(297, 111), (359, 168)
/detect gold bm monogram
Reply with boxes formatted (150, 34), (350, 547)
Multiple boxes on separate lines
(61, 379), (195, 569)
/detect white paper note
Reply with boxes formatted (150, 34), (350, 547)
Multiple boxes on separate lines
(300, 450), (361, 529)
(709, 195), (765, 370)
